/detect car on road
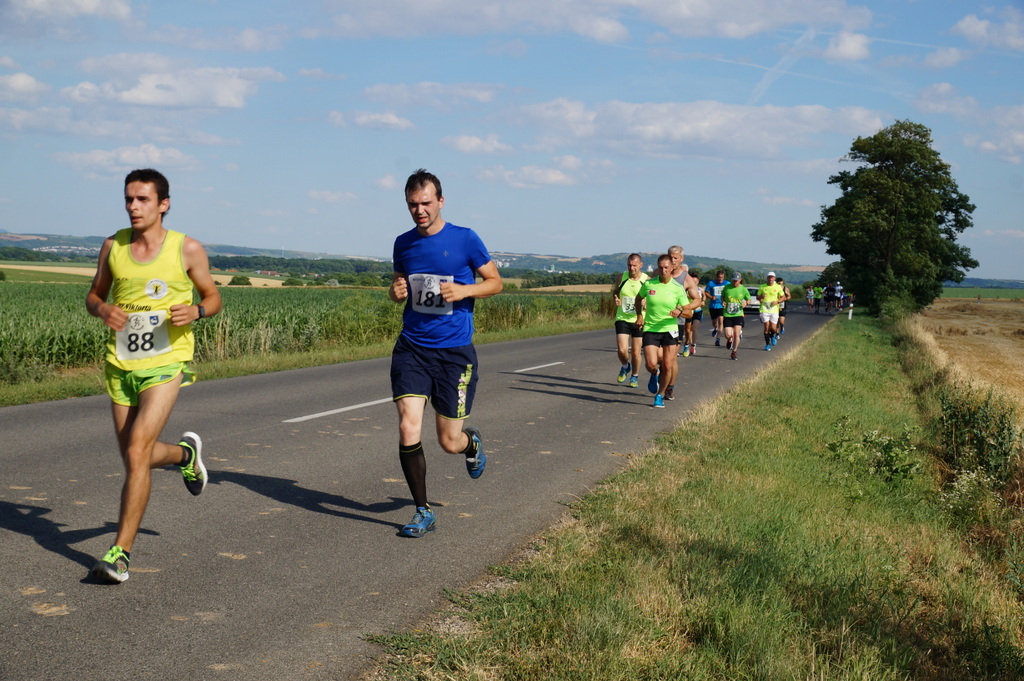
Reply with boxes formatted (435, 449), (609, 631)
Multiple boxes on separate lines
(745, 286), (760, 314)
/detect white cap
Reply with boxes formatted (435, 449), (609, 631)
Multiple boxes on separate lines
(767, 271), (776, 277)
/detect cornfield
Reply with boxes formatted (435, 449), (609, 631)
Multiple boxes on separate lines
(0, 283), (605, 385)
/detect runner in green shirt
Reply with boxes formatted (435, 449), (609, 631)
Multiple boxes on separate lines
(635, 254), (698, 408)
(721, 272), (751, 360)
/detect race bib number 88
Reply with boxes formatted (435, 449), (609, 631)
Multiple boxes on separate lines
(115, 310), (172, 361)
(408, 273), (453, 316)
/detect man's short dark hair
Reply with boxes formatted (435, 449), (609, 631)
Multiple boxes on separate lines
(125, 168), (170, 217)
(405, 168), (442, 199)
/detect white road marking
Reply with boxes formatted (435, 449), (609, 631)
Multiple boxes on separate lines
(514, 362), (565, 373)
(284, 398), (392, 423)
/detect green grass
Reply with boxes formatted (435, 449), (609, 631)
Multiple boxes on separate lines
(370, 316), (1024, 680)
(0, 282), (608, 404)
(942, 287), (1024, 300)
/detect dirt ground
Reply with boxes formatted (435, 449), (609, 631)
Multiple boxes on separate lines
(916, 298), (1024, 412)
(1, 264), (286, 287)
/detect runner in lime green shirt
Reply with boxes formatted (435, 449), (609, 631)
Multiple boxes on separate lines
(612, 253), (648, 386)
(757, 272), (785, 351)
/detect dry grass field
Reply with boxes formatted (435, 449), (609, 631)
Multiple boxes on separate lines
(0, 263), (287, 287)
(915, 298), (1024, 413)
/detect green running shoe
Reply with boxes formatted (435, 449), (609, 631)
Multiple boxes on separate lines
(92, 545), (130, 583)
(178, 432), (207, 496)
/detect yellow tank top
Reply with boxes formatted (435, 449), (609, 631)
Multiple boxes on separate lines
(105, 228), (196, 370)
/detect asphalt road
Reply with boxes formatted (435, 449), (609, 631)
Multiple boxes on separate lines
(0, 307), (832, 680)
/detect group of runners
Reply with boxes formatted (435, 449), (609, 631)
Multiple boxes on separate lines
(807, 281), (850, 314)
(87, 167), (500, 583)
(612, 251), (792, 408)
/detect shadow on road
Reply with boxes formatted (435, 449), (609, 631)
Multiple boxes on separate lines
(506, 372), (640, 404)
(0, 500), (157, 569)
(212, 470), (408, 529)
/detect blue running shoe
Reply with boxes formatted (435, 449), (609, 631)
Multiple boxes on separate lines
(401, 505), (435, 537)
(653, 394), (665, 408)
(711, 329), (718, 338)
(715, 338), (721, 347)
(647, 372), (659, 394)
(617, 363), (630, 383)
(463, 427), (486, 479)
(764, 344), (772, 351)
(628, 375), (639, 389)
(771, 334), (778, 346)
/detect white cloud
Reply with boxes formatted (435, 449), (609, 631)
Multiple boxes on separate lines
(518, 98), (882, 159)
(363, 81), (499, 109)
(308, 190), (358, 203)
(300, 68), (346, 81)
(983, 229), (1024, 239)
(149, 25), (289, 52)
(478, 164), (577, 188)
(922, 47), (967, 69)
(9, 0), (131, 21)
(823, 31), (871, 61)
(307, 0), (870, 42)
(61, 67), (285, 108)
(477, 156), (615, 188)
(442, 134), (513, 154)
(951, 8), (1024, 51)
(0, 56), (19, 69)
(0, 72), (50, 102)
(54, 143), (197, 172)
(328, 110), (346, 127)
(374, 174), (399, 190)
(915, 82), (979, 117)
(352, 112), (414, 130)
(915, 83), (1024, 164)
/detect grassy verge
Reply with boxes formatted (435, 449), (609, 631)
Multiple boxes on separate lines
(0, 319), (606, 407)
(368, 315), (1024, 680)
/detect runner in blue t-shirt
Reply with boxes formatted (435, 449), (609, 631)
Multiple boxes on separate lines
(388, 169), (503, 538)
(704, 270), (727, 346)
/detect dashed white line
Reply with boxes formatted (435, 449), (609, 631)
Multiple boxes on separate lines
(514, 362), (565, 373)
(284, 398), (392, 423)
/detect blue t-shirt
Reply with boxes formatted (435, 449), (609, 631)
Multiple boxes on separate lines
(392, 222), (492, 348)
(704, 280), (726, 310)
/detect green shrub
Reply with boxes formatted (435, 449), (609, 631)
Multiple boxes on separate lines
(228, 275), (251, 286)
(937, 382), (1022, 485)
(826, 417), (922, 483)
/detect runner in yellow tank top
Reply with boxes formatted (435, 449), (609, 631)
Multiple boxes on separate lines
(85, 168), (222, 584)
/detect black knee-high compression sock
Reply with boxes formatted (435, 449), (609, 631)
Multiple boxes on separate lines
(460, 431), (478, 458)
(399, 442), (428, 508)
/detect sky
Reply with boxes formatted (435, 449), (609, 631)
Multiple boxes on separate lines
(0, 1), (1022, 278)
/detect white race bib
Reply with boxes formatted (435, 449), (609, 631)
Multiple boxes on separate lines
(115, 310), (172, 361)
(621, 296), (636, 314)
(408, 273), (453, 316)
(726, 302), (742, 315)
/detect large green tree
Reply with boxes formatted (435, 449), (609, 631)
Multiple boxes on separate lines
(811, 120), (977, 315)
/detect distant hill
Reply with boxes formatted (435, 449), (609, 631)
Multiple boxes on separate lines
(2, 231), (1019, 288)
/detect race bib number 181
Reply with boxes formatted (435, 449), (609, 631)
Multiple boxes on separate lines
(408, 273), (453, 316)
